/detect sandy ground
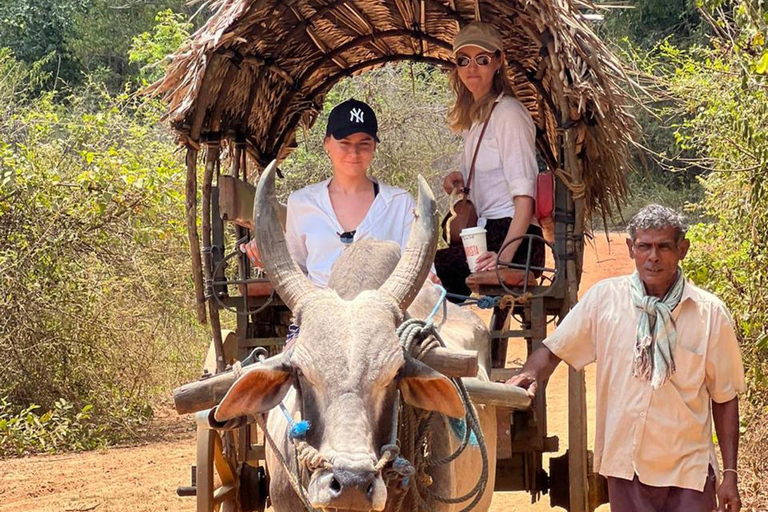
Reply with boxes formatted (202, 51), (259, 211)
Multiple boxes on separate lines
(0, 233), (635, 512)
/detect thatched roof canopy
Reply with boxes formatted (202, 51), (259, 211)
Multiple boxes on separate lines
(150, 0), (637, 217)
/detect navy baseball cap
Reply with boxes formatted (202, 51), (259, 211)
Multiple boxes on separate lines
(325, 99), (379, 142)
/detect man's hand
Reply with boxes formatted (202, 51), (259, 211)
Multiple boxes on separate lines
(442, 171), (464, 195)
(239, 239), (262, 267)
(717, 472), (741, 512)
(506, 372), (538, 399)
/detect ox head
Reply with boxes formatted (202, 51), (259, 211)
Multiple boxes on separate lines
(213, 162), (464, 511)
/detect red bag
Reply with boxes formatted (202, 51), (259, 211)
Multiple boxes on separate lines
(535, 171), (554, 221)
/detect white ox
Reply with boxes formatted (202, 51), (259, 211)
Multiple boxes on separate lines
(214, 164), (497, 512)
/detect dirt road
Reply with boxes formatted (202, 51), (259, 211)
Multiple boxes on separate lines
(0, 233), (635, 512)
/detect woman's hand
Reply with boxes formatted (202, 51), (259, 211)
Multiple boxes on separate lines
(474, 251), (498, 272)
(474, 244), (519, 272)
(442, 172), (465, 195)
(239, 239), (262, 267)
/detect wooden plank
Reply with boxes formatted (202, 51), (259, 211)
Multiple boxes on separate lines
(495, 407), (513, 459)
(219, 175), (256, 229)
(491, 329), (533, 339)
(240, 337), (289, 348)
(218, 174), (287, 229)
(246, 445), (266, 463)
(196, 427), (215, 512)
(568, 366), (589, 512)
(489, 367), (521, 383)
(213, 484), (236, 505)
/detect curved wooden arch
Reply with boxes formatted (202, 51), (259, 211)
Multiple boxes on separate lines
(152, 0), (638, 217)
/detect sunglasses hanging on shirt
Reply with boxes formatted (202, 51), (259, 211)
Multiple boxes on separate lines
(338, 230), (356, 245)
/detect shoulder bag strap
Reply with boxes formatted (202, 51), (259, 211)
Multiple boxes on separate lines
(464, 99), (499, 195)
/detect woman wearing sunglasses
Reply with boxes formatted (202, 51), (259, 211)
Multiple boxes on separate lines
(435, 21), (544, 299)
(241, 98), (436, 287)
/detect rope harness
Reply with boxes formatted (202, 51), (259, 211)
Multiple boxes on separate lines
(252, 289), (490, 512)
(445, 291), (532, 309)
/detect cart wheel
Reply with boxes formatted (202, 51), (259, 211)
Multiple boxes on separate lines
(197, 426), (241, 512)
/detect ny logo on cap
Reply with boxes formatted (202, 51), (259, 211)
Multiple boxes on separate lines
(349, 107), (364, 123)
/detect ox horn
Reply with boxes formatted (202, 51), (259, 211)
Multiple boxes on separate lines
(253, 160), (316, 311)
(378, 175), (438, 312)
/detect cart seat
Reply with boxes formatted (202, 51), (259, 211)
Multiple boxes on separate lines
(465, 269), (537, 295)
(238, 279), (276, 297)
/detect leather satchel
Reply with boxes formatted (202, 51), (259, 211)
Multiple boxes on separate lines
(441, 103), (498, 246)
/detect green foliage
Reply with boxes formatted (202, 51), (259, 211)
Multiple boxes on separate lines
(0, 0), (87, 86)
(129, 9), (191, 84)
(0, 51), (208, 455)
(0, 397), (122, 456)
(600, 0), (709, 49)
(657, 2), (768, 396)
(68, 0), (192, 90)
(0, 0), (194, 90)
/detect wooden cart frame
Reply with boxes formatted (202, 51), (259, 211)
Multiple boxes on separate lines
(151, 1), (637, 511)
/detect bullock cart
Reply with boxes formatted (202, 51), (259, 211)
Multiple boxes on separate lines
(150, 0), (637, 511)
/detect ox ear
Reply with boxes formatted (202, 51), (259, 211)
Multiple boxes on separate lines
(214, 358), (293, 422)
(398, 357), (465, 419)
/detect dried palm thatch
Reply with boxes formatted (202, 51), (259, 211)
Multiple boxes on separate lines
(149, 0), (637, 220)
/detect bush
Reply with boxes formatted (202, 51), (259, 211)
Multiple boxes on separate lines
(0, 397), (119, 456)
(649, 2), (768, 506)
(0, 50), (208, 455)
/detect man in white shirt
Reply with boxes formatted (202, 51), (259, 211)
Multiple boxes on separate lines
(508, 204), (744, 512)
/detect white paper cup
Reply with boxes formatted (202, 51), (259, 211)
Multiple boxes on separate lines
(460, 227), (488, 272)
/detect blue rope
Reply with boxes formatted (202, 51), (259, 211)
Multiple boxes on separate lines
(445, 292), (500, 309)
(426, 285), (448, 323)
(279, 402), (311, 440)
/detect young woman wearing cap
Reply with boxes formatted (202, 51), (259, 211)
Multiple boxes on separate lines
(242, 99), (434, 288)
(435, 21), (545, 299)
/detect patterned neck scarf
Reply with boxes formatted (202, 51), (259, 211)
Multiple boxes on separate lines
(630, 268), (686, 389)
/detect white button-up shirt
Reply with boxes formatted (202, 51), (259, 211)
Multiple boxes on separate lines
(544, 275), (745, 491)
(285, 179), (415, 287)
(460, 94), (538, 222)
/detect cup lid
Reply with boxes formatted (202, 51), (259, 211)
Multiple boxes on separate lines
(460, 226), (487, 236)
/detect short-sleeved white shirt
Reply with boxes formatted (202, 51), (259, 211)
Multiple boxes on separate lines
(285, 179), (415, 287)
(460, 94), (538, 222)
(544, 275), (746, 491)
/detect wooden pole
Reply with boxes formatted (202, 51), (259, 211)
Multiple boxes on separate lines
(186, 148), (207, 324)
(202, 142), (226, 373)
(546, 43), (590, 512)
(173, 347), (479, 414)
(462, 378), (531, 410)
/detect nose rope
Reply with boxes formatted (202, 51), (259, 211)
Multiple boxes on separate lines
(255, 389), (408, 512)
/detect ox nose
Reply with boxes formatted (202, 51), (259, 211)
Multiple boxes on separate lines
(328, 467), (376, 502)
(309, 463), (387, 511)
